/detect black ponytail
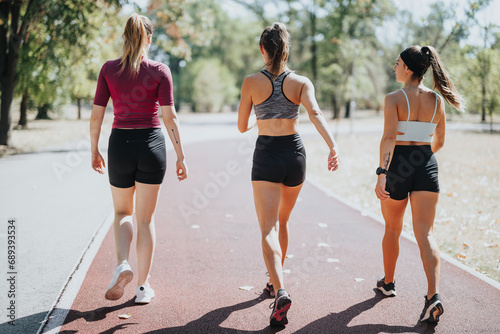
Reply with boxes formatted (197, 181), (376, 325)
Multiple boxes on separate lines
(259, 22), (290, 78)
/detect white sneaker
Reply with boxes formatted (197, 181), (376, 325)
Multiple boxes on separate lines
(105, 261), (133, 300)
(135, 284), (155, 304)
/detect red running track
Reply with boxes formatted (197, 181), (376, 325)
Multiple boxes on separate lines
(58, 137), (500, 333)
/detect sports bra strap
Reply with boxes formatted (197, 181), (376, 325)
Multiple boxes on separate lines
(430, 92), (438, 123)
(261, 70), (273, 80)
(400, 89), (411, 121)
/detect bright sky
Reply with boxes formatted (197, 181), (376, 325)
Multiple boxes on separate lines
(125, 0), (500, 46)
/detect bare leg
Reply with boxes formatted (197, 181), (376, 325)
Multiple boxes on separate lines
(278, 184), (303, 266)
(110, 185), (135, 265)
(410, 191), (440, 299)
(135, 182), (161, 286)
(253, 181), (284, 292)
(380, 197), (408, 284)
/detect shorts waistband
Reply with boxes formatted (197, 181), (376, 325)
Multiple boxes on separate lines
(111, 128), (163, 141)
(256, 133), (302, 150)
(394, 145), (432, 152)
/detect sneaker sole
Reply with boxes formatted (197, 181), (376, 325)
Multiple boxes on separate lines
(135, 295), (154, 304)
(270, 299), (292, 326)
(377, 286), (396, 297)
(421, 301), (443, 323)
(105, 270), (133, 300)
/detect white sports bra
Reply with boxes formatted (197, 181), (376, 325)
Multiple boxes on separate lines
(397, 89), (438, 143)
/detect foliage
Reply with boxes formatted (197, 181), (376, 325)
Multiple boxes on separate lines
(0, 0), (127, 144)
(187, 58), (239, 113)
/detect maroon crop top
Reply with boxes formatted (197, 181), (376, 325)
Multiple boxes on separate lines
(93, 58), (174, 129)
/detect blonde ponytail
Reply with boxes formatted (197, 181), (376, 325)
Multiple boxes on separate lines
(119, 14), (153, 77)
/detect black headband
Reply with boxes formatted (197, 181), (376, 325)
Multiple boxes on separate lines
(400, 49), (421, 75)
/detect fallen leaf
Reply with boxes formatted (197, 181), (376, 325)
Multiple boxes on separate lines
(456, 253), (467, 260)
(239, 286), (253, 291)
(118, 313), (131, 319)
(484, 243), (498, 248)
(462, 242), (470, 248)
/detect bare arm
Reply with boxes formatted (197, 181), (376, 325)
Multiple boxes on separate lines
(300, 78), (340, 171)
(238, 77), (256, 133)
(161, 105), (188, 181)
(90, 104), (106, 174)
(431, 97), (445, 153)
(375, 94), (398, 200)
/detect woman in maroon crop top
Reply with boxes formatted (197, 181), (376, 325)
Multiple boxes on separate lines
(90, 14), (187, 304)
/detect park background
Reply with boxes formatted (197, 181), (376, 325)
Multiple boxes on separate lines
(0, 0), (499, 285)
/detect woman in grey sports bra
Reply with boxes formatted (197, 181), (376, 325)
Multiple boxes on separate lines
(374, 45), (464, 324)
(238, 22), (340, 327)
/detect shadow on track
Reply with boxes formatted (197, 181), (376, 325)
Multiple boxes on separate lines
(295, 290), (437, 334)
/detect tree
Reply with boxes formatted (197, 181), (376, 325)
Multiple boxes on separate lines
(0, 0), (125, 146)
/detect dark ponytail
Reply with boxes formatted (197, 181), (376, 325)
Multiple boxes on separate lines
(400, 45), (464, 111)
(421, 46), (464, 111)
(259, 22), (290, 77)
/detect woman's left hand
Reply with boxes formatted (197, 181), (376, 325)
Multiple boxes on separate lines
(176, 159), (188, 181)
(328, 150), (340, 172)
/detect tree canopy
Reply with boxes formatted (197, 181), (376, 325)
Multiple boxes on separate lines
(1, 0), (498, 147)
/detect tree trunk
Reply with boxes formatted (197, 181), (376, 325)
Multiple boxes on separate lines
(18, 90), (29, 129)
(481, 78), (486, 122)
(77, 97), (82, 120)
(36, 104), (51, 120)
(331, 94), (340, 119)
(0, 0), (35, 145)
(310, 10), (317, 82)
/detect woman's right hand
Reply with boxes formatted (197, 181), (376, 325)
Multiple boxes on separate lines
(375, 175), (390, 200)
(91, 151), (106, 174)
(176, 159), (188, 181)
(328, 149), (340, 172)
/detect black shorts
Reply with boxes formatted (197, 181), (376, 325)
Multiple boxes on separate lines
(252, 133), (306, 187)
(108, 128), (166, 188)
(385, 145), (439, 200)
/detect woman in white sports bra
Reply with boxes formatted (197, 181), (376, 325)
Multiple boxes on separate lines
(374, 45), (463, 324)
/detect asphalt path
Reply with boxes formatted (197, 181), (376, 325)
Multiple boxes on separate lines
(0, 112), (498, 334)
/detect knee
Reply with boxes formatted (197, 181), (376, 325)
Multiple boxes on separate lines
(136, 218), (154, 226)
(384, 225), (402, 237)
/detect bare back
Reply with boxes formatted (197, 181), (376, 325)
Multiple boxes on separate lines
(394, 87), (445, 146)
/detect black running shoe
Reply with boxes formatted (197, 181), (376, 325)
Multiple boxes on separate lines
(419, 293), (444, 323)
(269, 289), (292, 326)
(376, 277), (396, 297)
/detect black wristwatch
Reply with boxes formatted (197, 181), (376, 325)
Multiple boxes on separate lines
(376, 167), (387, 175)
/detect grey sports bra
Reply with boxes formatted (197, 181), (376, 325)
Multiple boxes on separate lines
(254, 70), (300, 120)
(397, 89), (438, 143)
